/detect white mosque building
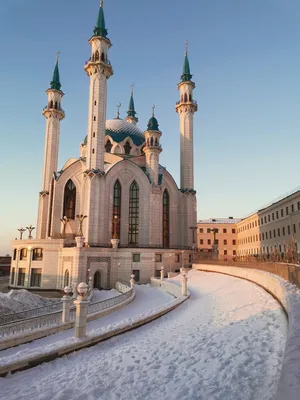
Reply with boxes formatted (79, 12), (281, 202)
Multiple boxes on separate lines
(9, 1), (198, 290)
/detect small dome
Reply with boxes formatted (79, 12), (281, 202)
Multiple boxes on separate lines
(147, 116), (159, 131)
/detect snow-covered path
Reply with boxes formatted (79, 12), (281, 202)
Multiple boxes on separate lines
(0, 270), (287, 400)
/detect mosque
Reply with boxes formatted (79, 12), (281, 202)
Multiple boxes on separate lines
(9, 1), (198, 290)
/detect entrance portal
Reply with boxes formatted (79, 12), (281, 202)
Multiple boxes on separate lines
(93, 270), (102, 289)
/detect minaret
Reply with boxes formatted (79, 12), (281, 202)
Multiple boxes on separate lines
(84, 0), (113, 172)
(175, 43), (197, 190)
(124, 85), (138, 125)
(144, 106), (162, 185)
(37, 54), (65, 239)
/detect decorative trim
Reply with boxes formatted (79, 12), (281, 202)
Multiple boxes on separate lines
(87, 256), (111, 288)
(39, 191), (49, 198)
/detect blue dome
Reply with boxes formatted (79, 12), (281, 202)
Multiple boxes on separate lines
(105, 118), (144, 146)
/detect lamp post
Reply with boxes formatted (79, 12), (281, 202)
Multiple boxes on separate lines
(76, 215), (87, 237)
(60, 216), (69, 239)
(17, 227), (26, 240)
(74, 282), (89, 338)
(160, 266), (164, 281)
(111, 215), (120, 248)
(26, 225), (35, 240)
(130, 273), (135, 289)
(189, 226), (197, 249)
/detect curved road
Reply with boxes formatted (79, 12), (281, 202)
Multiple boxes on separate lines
(0, 270), (287, 400)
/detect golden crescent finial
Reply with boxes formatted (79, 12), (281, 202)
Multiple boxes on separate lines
(185, 40), (188, 56)
(56, 50), (60, 64)
(100, 0), (104, 7)
(116, 102), (121, 118)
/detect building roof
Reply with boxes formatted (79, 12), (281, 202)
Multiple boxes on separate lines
(106, 118), (144, 146)
(181, 54), (192, 82)
(50, 61), (61, 91)
(198, 218), (241, 224)
(93, 2), (108, 38)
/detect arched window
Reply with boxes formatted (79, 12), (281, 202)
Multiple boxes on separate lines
(63, 180), (76, 220)
(124, 141), (132, 155)
(112, 180), (121, 239)
(64, 270), (69, 287)
(163, 190), (170, 247)
(105, 140), (112, 153)
(155, 138), (158, 146)
(150, 137), (154, 146)
(129, 181), (139, 245)
(32, 248), (43, 261)
(101, 52), (105, 62)
(95, 50), (99, 61)
(20, 248), (27, 261)
(55, 101), (58, 109)
(189, 94), (192, 102)
(50, 100), (53, 108)
(184, 93), (188, 102)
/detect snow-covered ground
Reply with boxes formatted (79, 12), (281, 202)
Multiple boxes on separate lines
(0, 271), (287, 400)
(91, 288), (120, 302)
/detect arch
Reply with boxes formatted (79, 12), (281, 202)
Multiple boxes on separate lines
(189, 94), (192, 102)
(112, 180), (121, 240)
(163, 190), (170, 247)
(55, 101), (58, 110)
(105, 140), (112, 153)
(50, 100), (53, 108)
(92, 53), (95, 62)
(20, 248), (27, 261)
(124, 141), (132, 155)
(63, 179), (76, 220)
(113, 144), (122, 154)
(101, 52), (105, 62)
(129, 181), (139, 245)
(150, 137), (154, 146)
(64, 270), (69, 287)
(93, 270), (102, 289)
(95, 50), (99, 61)
(155, 138), (158, 146)
(32, 248), (43, 261)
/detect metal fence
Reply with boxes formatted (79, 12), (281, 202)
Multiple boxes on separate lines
(0, 282), (133, 339)
(0, 302), (63, 325)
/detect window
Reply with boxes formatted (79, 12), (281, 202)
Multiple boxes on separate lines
(264, 216), (267, 223)
(278, 228), (280, 237)
(224, 250), (227, 255)
(93, 116), (96, 121)
(262, 233), (265, 240)
(155, 254), (162, 262)
(63, 180), (76, 220)
(293, 224), (296, 234)
(207, 228), (211, 233)
(232, 228), (236, 233)
(288, 225), (291, 235)
(281, 209), (284, 217)
(208, 239), (211, 245)
(255, 221), (257, 227)
(282, 227), (285, 236)
(11, 268), (15, 285)
(268, 215), (270, 222)
(112, 180), (121, 240)
(132, 253), (140, 262)
(199, 228), (203, 233)
(269, 231), (272, 239)
(175, 254), (180, 263)
(30, 269), (42, 287)
(132, 270), (140, 282)
(286, 206), (289, 216)
(272, 213), (274, 221)
(224, 239), (227, 245)
(64, 270), (69, 287)
(188, 254), (192, 263)
(298, 201), (300, 211)
(105, 140), (112, 153)
(223, 228), (227, 233)
(279, 244), (282, 253)
(233, 250), (236, 256)
(276, 211), (279, 219)
(215, 239), (219, 245)
(200, 239), (203, 245)
(259, 233), (261, 240)
(261, 218), (263, 225)
(129, 182), (139, 245)
(20, 248), (27, 261)
(13, 249), (17, 260)
(94, 101), (97, 105)
(17, 268), (26, 286)
(124, 141), (132, 155)
(32, 248), (43, 261)
(291, 204), (295, 213)
(266, 232), (268, 240)
(273, 230), (276, 238)
(233, 240), (236, 245)
(163, 190), (170, 248)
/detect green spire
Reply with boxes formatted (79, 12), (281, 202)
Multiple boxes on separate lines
(181, 42), (192, 82)
(147, 105), (159, 131)
(93, 1), (108, 38)
(50, 52), (61, 91)
(127, 85), (136, 118)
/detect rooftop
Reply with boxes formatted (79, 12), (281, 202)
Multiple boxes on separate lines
(198, 218), (241, 225)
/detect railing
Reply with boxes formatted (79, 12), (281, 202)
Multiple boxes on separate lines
(0, 301), (62, 325)
(176, 100), (198, 106)
(0, 282), (133, 338)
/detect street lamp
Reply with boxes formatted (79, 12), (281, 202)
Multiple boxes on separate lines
(26, 225), (35, 240)
(112, 215), (120, 239)
(189, 226), (197, 249)
(17, 227), (26, 240)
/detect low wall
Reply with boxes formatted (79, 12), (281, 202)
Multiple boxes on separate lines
(194, 263), (299, 400)
(0, 279), (189, 377)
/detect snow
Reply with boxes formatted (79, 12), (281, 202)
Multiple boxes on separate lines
(0, 271), (288, 400)
(91, 288), (120, 302)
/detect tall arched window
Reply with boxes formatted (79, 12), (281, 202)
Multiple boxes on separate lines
(124, 141), (132, 155)
(163, 190), (170, 247)
(112, 180), (121, 239)
(64, 270), (69, 287)
(105, 140), (112, 153)
(129, 181), (139, 245)
(95, 50), (99, 61)
(63, 180), (76, 219)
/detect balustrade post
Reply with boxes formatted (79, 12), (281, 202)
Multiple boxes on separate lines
(160, 266), (164, 281)
(74, 282), (89, 338)
(62, 286), (72, 323)
(130, 274), (135, 289)
(181, 271), (188, 296)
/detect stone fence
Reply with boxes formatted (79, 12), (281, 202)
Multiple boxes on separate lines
(194, 263), (299, 400)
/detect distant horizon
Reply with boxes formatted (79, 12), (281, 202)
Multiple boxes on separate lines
(1, 0), (300, 254)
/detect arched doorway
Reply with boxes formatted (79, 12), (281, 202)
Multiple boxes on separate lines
(93, 270), (102, 289)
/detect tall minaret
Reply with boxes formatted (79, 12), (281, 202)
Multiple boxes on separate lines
(144, 107), (162, 185)
(175, 43), (197, 190)
(37, 54), (65, 239)
(124, 85), (138, 125)
(84, 0), (113, 171)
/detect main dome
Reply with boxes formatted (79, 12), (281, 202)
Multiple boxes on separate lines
(105, 118), (144, 146)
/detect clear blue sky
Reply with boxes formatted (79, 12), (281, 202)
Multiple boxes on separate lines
(1, 0), (300, 255)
